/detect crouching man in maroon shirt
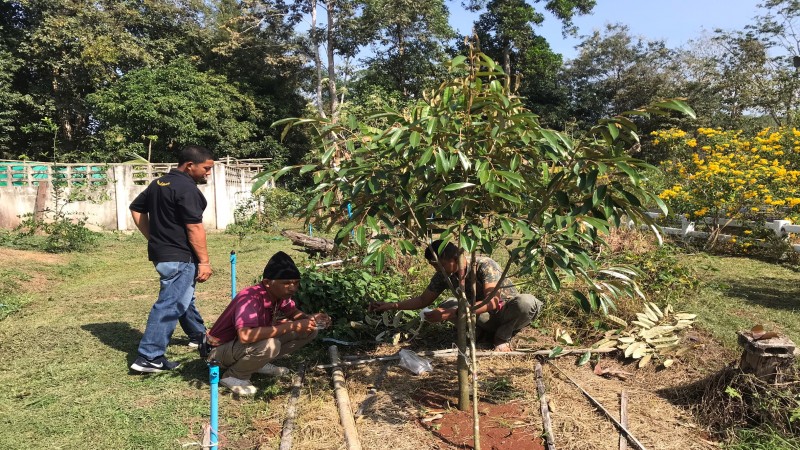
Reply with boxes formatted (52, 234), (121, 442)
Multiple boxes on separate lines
(206, 251), (331, 396)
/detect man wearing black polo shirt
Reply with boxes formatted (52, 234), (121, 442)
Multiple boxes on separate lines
(128, 145), (215, 373)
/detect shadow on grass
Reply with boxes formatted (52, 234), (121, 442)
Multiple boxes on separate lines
(81, 321), (142, 364)
(717, 277), (800, 312)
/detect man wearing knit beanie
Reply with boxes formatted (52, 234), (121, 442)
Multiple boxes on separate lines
(206, 251), (331, 396)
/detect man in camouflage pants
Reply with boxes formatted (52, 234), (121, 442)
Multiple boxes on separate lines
(370, 240), (541, 351)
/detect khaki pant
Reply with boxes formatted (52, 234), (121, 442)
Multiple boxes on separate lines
(209, 329), (318, 380)
(441, 294), (541, 345)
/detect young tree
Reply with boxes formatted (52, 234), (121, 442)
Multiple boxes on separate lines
(262, 47), (693, 445)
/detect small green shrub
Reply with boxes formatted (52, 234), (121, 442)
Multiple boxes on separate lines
(296, 265), (410, 338)
(9, 214), (99, 253)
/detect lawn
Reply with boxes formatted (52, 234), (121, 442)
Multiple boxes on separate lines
(0, 231), (799, 449)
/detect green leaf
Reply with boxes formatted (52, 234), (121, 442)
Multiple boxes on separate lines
(409, 131), (421, 148)
(451, 55), (467, 67)
(321, 146), (336, 165)
(653, 99), (696, 119)
(299, 164), (317, 175)
(577, 351), (591, 366)
(375, 252), (386, 273)
(544, 265), (560, 291)
(443, 182), (475, 192)
(419, 147), (434, 166)
(548, 346), (563, 359)
(355, 225), (366, 247)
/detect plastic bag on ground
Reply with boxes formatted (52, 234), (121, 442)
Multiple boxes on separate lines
(397, 349), (433, 375)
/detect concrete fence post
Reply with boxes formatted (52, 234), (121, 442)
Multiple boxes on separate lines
(213, 163), (230, 229)
(114, 165), (129, 231)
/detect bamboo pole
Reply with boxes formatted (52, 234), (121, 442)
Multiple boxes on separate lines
(468, 312), (481, 450)
(279, 364), (306, 450)
(619, 391), (628, 450)
(329, 345), (362, 450)
(535, 361), (556, 450)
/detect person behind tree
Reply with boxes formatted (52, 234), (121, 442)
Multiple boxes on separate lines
(205, 251), (331, 396)
(370, 240), (541, 351)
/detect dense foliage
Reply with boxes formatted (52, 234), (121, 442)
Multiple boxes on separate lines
(3, 0), (800, 166)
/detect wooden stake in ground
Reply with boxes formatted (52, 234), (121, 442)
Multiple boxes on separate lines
(279, 364), (306, 450)
(535, 361), (556, 450)
(619, 390), (628, 450)
(329, 345), (362, 450)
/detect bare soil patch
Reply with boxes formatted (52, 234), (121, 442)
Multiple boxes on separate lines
(0, 247), (64, 265)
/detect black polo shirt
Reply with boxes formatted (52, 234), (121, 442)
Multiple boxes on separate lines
(130, 169), (207, 262)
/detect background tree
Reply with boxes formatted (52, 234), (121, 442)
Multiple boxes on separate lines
(87, 59), (259, 161)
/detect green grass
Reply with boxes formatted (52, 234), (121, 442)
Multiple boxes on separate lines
(2, 231), (800, 448)
(0, 228), (333, 449)
(676, 253), (800, 349)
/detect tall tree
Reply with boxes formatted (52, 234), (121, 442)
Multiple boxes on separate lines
(467, 0), (594, 126)
(199, 0), (311, 164)
(357, 0), (454, 98)
(87, 59), (259, 162)
(6, 0), (210, 160)
(563, 24), (679, 130)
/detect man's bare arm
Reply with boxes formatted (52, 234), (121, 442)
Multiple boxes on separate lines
(130, 210), (150, 240)
(186, 223), (212, 282)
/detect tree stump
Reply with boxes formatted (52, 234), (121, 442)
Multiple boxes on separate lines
(737, 331), (796, 383)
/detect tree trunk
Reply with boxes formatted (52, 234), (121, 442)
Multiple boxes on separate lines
(311, 0), (326, 118)
(326, 0), (339, 122)
(456, 296), (470, 410)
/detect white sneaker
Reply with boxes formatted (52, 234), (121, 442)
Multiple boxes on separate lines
(256, 363), (290, 377)
(219, 377), (257, 396)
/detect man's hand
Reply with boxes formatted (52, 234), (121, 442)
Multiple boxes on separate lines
(196, 264), (213, 282)
(293, 317), (317, 334)
(369, 301), (399, 313)
(423, 307), (455, 323)
(311, 313), (332, 330)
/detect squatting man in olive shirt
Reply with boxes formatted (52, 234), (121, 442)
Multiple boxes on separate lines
(370, 240), (542, 352)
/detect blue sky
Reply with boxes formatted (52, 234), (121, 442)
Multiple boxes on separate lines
(447, 0), (764, 59)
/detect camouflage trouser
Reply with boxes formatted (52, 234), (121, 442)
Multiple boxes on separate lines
(440, 294), (542, 345)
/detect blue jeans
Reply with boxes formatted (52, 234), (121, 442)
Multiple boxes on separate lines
(137, 262), (206, 360)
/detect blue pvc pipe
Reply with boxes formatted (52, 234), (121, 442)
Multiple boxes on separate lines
(230, 251), (237, 300)
(209, 362), (220, 450)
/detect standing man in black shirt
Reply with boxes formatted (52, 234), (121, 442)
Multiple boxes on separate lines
(128, 145), (215, 373)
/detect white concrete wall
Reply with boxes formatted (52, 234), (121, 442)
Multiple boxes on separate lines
(0, 163), (253, 231)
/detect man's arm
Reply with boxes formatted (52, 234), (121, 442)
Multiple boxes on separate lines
(237, 318), (316, 344)
(186, 223), (212, 282)
(471, 282), (503, 314)
(130, 210), (150, 240)
(426, 283), (502, 322)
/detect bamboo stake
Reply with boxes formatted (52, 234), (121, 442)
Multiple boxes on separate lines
(619, 391), (628, 450)
(329, 345), (362, 450)
(547, 361), (648, 450)
(468, 312), (481, 450)
(535, 361), (556, 450)
(279, 364), (306, 450)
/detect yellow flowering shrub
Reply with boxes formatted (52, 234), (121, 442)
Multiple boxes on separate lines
(653, 127), (800, 223)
